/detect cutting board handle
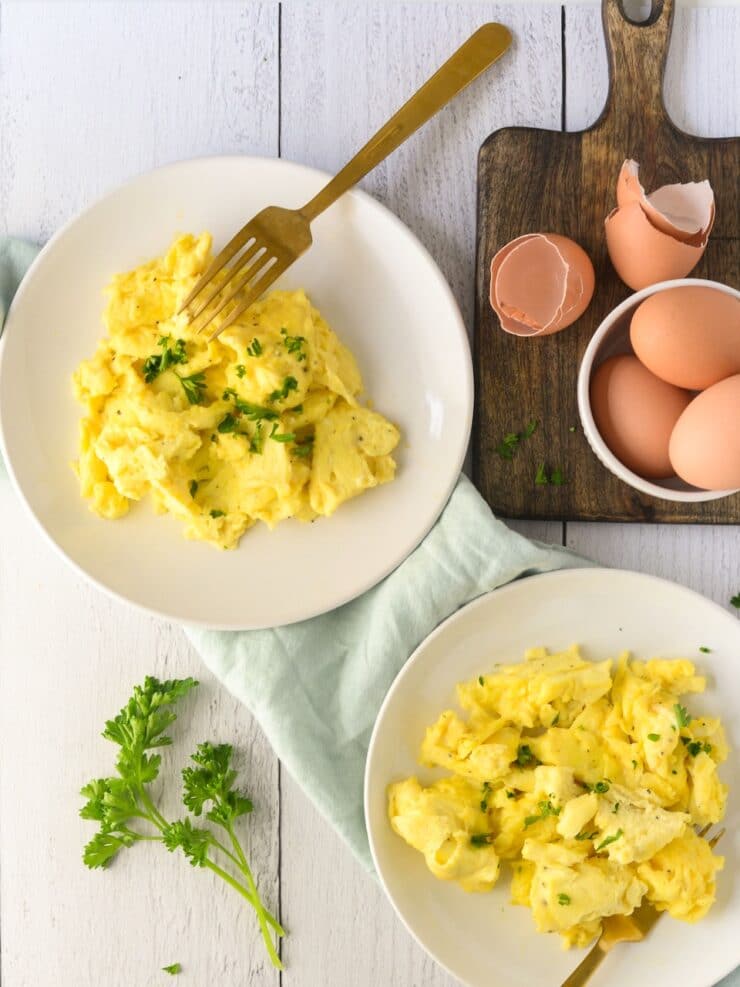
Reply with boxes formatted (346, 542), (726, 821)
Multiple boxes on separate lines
(601, 0), (674, 136)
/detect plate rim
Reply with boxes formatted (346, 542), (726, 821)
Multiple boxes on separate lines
(0, 153), (473, 629)
(364, 566), (740, 987)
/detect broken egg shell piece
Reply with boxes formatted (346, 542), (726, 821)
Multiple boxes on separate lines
(605, 200), (709, 292)
(489, 233), (595, 337)
(615, 159), (714, 246)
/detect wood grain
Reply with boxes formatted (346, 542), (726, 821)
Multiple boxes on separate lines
(474, 0), (740, 523)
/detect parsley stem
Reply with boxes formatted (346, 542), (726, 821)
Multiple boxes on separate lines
(203, 857), (284, 967)
(227, 824), (284, 966)
(138, 788), (169, 831)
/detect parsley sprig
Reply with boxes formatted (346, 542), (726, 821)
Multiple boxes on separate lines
(143, 336), (187, 383)
(496, 420), (538, 461)
(268, 375), (298, 404)
(176, 371), (207, 405)
(280, 328), (306, 361)
(80, 677), (285, 969)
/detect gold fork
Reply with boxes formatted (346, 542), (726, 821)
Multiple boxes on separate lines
(178, 22), (512, 339)
(561, 825), (725, 987)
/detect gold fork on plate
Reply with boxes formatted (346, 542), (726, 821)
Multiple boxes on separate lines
(561, 825), (725, 987)
(178, 22), (512, 339)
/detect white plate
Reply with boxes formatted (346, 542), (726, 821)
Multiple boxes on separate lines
(0, 156), (472, 628)
(365, 569), (740, 987)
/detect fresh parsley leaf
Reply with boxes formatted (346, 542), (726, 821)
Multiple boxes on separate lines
(246, 337), (263, 357)
(535, 462), (549, 486)
(731, 594), (740, 609)
(478, 676), (485, 687)
(249, 424), (265, 455)
(595, 829), (623, 852)
(506, 790), (517, 799)
(479, 782), (492, 812)
(217, 414), (239, 434)
(470, 833), (493, 847)
(176, 371), (207, 405)
(575, 830), (598, 841)
(550, 466), (565, 486)
(647, 733), (661, 742)
(80, 676), (285, 969)
(280, 328), (307, 361)
(142, 336), (188, 383)
(683, 739), (712, 757)
(235, 364), (246, 378)
(209, 510), (225, 519)
(268, 375), (298, 403)
(269, 424), (296, 443)
(496, 421), (538, 461)
(162, 963), (182, 975)
(674, 704), (692, 729)
(593, 780), (610, 794)
(612, 802), (620, 814)
(557, 893), (571, 906)
(699, 646), (711, 653)
(524, 800), (561, 828)
(292, 436), (314, 458)
(516, 744), (537, 767)
(189, 480), (198, 498)
(233, 398), (278, 422)
(523, 420), (538, 438)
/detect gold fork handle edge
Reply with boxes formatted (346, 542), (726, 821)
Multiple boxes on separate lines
(299, 22), (511, 222)
(561, 940), (609, 987)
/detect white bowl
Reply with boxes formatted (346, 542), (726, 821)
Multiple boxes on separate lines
(365, 568), (740, 987)
(577, 278), (740, 503)
(0, 156), (472, 629)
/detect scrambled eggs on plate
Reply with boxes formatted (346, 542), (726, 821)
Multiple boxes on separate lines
(388, 646), (727, 947)
(72, 233), (400, 549)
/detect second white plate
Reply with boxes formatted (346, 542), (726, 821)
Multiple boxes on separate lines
(365, 568), (740, 987)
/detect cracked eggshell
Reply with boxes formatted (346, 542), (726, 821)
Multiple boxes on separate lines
(607, 160), (715, 290)
(489, 233), (595, 337)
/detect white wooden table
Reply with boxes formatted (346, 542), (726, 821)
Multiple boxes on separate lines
(0, 3), (737, 985)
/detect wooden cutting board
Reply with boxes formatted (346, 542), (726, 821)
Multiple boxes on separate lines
(474, 0), (739, 523)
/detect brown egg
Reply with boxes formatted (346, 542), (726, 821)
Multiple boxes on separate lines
(590, 355), (692, 479)
(669, 375), (740, 490)
(605, 160), (715, 291)
(489, 233), (595, 336)
(631, 286), (740, 390)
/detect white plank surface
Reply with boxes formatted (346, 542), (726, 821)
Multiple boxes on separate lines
(0, 4), (738, 987)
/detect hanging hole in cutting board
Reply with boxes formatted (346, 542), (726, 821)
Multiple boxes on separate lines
(618, 0), (663, 26)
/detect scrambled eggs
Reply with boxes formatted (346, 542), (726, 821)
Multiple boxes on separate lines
(72, 233), (400, 548)
(387, 646), (727, 947)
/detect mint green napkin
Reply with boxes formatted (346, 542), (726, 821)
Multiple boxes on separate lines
(3, 239), (736, 987)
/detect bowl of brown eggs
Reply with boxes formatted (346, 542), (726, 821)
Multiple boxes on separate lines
(577, 278), (740, 502)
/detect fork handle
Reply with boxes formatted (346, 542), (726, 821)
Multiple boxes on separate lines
(299, 22), (511, 222)
(561, 942), (608, 987)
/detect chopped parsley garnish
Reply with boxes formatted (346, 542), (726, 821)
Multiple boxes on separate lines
(551, 713), (560, 726)
(280, 328), (307, 361)
(162, 963), (182, 975)
(142, 336), (187, 382)
(674, 704), (692, 729)
(557, 894), (571, 906)
(292, 437), (314, 458)
(731, 593), (740, 609)
(223, 390), (278, 422)
(470, 833), (493, 847)
(536, 463), (566, 486)
(593, 780), (610, 794)
(516, 744), (537, 767)
(189, 480), (198, 498)
(568, 425), (577, 433)
(209, 510), (225, 519)
(612, 802), (620, 814)
(595, 829), (623, 852)
(268, 375), (298, 403)
(478, 675), (485, 687)
(524, 800), (561, 828)
(631, 759), (638, 770)
(235, 364), (246, 378)
(575, 830), (598, 841)
(176, 371), (207, 405)
(217, 413), (239, 434)
(647, 733), (660, 742)
(495, 420), (538, 460)
(480, 782), (492, 812)
(250, 424), (265, 455)
(247, 337), (263, 357)
(505, 790), (517, 799)
(682, 738), (712, 757)
(269, 424), (296, 443)
(699, 646), (711, 653)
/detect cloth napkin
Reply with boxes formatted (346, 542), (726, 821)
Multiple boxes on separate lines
(2, 239), (736, 987)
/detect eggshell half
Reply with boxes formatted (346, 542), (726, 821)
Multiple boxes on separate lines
(616, 160), (715, 246)
(669, 375), (740, 490)
(631, 286), (740, 390)
(489, 233), (595, 336)
(605, 201), (709, 291)
(590, 355), (692, 479)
